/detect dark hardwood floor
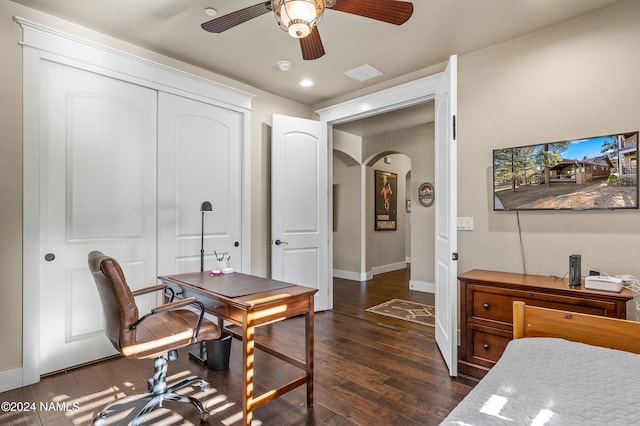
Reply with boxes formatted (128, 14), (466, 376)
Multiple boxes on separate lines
(0, 268), (474, 425)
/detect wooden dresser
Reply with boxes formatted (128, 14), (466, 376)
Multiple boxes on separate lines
(458, 269), (633, 379)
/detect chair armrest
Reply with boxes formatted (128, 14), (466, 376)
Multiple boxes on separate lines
(150, 297), (198, 314)
(132, 283), (175, 303)
(129, 297), (207, 341)
(131, 284), (167, 297)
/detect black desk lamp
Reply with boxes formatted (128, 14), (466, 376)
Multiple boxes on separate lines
(200, 201), (212, 272)
(191, 201), (213, 366)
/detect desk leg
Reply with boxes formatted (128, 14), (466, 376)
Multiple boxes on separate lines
(243, 311), (255, 426)
(306, 295), (314, 407)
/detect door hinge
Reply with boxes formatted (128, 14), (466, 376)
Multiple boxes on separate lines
(452, 252), (459, 261)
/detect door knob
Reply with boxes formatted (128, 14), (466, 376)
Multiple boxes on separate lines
(45, 253), (56, 261)
(274, 239), (288, 246)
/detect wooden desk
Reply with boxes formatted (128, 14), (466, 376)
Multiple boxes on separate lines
(158, 272), (317, 426)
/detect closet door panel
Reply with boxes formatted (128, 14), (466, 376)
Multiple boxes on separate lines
(38, 60), (158, 374)
(157, 92), (242, 274)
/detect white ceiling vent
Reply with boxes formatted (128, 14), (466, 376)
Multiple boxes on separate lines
(344, 64), (383, 82)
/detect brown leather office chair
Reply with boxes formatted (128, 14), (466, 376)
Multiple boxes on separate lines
(88, 251), (221, 425)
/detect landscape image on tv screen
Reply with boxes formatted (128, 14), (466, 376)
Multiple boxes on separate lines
(493, 131), (638, 211)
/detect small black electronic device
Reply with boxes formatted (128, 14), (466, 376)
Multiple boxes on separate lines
(569, 254), (582, 286)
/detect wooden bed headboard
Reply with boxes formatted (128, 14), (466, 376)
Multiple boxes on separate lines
(512, 301), (640, 354)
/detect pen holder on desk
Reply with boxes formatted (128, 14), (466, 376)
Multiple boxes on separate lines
(215, 252), (230, 270)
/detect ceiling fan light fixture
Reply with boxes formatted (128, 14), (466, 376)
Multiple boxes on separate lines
(272, 0), (325, 39)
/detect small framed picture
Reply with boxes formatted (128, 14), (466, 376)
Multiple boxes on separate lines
(375, 170), (397, 231)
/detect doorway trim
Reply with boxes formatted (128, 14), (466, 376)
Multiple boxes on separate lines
(316, 72), (441, 124)
(316, 67), (449, 311)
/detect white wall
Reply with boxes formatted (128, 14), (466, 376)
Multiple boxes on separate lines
(322, 0), (640, 289)
(332, 152), (362, 274)
(456, 0), (640, 279)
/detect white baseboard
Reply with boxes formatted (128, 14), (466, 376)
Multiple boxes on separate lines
(409, 280), (435, 293)
(0, 367), (23, 393)
(334, 262), (408, 282)
(333, 269), (371, 281)
(371, 261), (407, 276)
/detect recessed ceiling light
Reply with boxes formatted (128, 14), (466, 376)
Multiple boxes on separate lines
(299, 79), (313, 87)
(204, 7), (217, 17)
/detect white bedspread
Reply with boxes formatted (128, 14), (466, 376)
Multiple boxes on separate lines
(441, 338), (640, 425)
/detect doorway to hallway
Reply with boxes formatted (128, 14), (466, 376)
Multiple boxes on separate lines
(331, 101), (436, 297)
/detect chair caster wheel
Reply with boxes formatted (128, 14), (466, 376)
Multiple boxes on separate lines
(200, 411), (211, 421)
(93, 412), (107, 426)
(200, 381), (210, 391)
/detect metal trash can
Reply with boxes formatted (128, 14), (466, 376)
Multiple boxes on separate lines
(205, 332), (232, 371)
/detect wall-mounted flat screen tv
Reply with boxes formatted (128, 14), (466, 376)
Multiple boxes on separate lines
(493, 131), (638, 211)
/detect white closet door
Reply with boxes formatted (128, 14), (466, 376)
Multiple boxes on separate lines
(157, 92), (243, 275)
(39, 61), (158, 374)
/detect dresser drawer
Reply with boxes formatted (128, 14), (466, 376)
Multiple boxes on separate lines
(458, 270), (633, 379)
(468, 284), (619, 328)
(468, 325), (512, 367)
(471, 290), (517, 325)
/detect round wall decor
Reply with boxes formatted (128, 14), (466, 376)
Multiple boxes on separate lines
(418, 182), (434, 207)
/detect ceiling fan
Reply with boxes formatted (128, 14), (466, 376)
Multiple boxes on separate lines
(201, 0), (413, 60)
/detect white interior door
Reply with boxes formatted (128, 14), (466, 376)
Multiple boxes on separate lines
(271, 114), (329, 311)
(157, 92), (243, 275)
(38, 61), (158, 374)
(434, 55), (459, 376)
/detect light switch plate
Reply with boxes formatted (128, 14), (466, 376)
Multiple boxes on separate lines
(457, 217), (473, 231)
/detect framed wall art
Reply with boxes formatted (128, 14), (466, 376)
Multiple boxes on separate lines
(375, 170), (397, 231)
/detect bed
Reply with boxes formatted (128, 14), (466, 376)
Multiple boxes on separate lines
(441, 301), (640, 425)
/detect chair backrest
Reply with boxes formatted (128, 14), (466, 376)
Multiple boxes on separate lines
(88, 251), (139, 352)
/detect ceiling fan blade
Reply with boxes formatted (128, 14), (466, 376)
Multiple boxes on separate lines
(300, 27), (325, 60)
(201, 1), (271, 33)
(331, 0), (413, 25)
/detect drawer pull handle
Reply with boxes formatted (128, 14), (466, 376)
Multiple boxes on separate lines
(483, 303), (489, 310)
(483, 344), (490, 350)
(529, 293), (534, 297)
